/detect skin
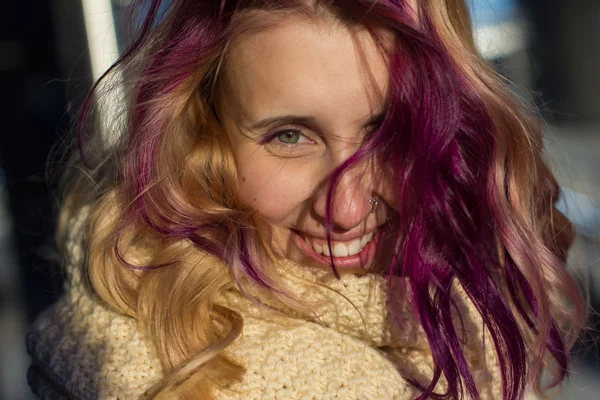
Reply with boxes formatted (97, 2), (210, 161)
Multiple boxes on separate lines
(217, 15), (398, 272)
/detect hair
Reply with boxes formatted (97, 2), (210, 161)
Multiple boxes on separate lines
(60, 0), (586, 399)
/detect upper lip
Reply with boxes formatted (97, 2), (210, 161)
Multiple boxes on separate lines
(293, 227), (381, 242)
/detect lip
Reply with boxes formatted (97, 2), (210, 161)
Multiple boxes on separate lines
(292, 229), (380, 270)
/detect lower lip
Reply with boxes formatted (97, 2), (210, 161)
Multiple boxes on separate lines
(293, 231), (380, 270)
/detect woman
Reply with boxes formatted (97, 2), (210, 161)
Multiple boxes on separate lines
(27, 0), (585, 399)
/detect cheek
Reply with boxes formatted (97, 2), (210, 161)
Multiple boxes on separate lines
(235, 151), (315, 223)
(375, 163), (402, 213)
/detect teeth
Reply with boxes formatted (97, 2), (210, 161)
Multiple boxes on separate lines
(332, 243), (349, 257)
(360, 231), (374, 248)
(347, 239), (361, 256)
(306, 231), (376, 258)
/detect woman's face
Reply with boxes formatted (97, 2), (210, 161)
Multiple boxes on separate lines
(218, 15), (397, 273)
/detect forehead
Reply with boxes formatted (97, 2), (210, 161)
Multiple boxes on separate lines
(221, 15), (392, 126)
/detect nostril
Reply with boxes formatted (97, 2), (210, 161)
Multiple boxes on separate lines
(312, 170), (375, 231)
(327, 202), (373, 231)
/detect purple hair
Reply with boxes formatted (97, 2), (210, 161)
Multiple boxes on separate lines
(78, 1), (583, 399)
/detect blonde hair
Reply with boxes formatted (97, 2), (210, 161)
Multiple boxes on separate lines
(60, 1), (585, 399)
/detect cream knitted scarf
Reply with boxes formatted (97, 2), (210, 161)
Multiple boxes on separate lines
(27, 213), (506, 400)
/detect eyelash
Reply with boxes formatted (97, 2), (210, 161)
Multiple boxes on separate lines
(258, 119), (383, 149)
(260, 127), (314, 146)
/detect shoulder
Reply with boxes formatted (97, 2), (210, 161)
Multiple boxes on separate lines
(27, 287), (420, 400)
(27, 212), (163, 400)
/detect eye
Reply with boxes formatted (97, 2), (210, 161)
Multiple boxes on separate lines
(365, 116), (384, 134)
(274, 129), (307, 145)
(260, 127), (317, 158)
(261, 127), (314, 147)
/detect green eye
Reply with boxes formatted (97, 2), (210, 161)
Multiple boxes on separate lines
(276, 130), (301, 144)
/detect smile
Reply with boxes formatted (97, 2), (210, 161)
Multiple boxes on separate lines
(304, 231), (376, 257)
(293, 230), (380, 270)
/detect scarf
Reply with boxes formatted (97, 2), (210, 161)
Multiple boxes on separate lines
(27, 212), (505, 399)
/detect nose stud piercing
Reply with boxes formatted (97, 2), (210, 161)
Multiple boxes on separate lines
(368, 197), (378, 214)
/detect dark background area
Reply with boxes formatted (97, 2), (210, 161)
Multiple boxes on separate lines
(0, 0), (598, 398)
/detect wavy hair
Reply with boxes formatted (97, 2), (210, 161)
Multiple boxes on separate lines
(61, 0), (585, 399)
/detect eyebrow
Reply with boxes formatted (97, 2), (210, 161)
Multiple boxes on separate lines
(247, 112), (385, 132)
(247, 115), (317, 131)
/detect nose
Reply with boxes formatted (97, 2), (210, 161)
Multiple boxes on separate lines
(312, 165), (374, 231)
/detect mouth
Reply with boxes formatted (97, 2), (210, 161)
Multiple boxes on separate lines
(292, 229), (380, 270)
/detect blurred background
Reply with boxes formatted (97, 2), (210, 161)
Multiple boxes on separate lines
(0, 0), (598, 398)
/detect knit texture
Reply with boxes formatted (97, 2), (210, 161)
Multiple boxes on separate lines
(27, 211), (525, 399)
